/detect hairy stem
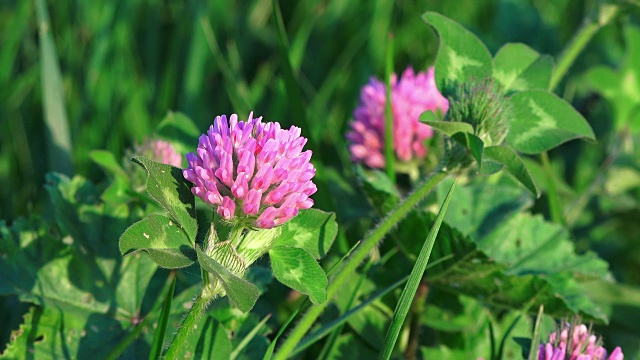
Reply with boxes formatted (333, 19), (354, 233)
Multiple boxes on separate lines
(273, 170), (447, 360)
(163, 293), (211, 358)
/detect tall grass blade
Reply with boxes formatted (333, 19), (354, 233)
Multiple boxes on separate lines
(104, 269), (175, 360)
(149, 272), (176, 360)
(378, 178), (457, 360)
(34, 0), (73, 175)
(271, 0), (308, 133)
(230, 314), (271, 360)
(318, 258), (375, 360)
(384, 34), (396, 183)
(370, 0), (393, 68)
(528, 305), (544, 360)
(200, 17), (251, 115)
(293, 274), (410, 356)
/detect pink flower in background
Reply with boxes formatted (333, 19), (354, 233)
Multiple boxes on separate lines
(136, 139), (182, 167)
(347, 67), (449, 169)
(183, 113), (316, 229)
(539, 322), (623, 360)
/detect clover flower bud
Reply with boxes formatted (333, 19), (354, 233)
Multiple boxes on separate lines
(183, 113), (316, 229)
(445, 78), (512, 147)
(346, 67), (449, 169)
(441, 78), (513, 170)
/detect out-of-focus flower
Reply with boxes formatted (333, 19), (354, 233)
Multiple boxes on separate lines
(135, 139), (183, 167)
(127, 138), (183, 192)
(346, 67), (449, 169)
(539, 321), (623, 360)
(183, 113), (316, 229)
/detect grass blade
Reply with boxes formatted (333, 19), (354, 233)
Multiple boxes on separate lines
(262, 299), (306, 360)
(34, 0), (73, 175)
(200, 17), (251, 115)
(149, 271), (176, 360)
(384, 34), (396, 183)
(540, 152), (564, 225)
(496, 297), (537, 360)
(318, 258), (375, 360)
(271, 0), (308, 132)
(378, 178), (457, 360)
(230, 314), (271, 360)
(104, 269), (175, 360)
(293, 274), (410, 356)
(528, 305), (544, 360)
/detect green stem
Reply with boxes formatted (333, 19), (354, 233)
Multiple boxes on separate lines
(384, 33), (396, 183)
(548, 4), (620, 92)
(104, 270), (176, 360)
(548, 19), (599, 92)
(273, 170), (447, 360)
(163, 293), (211, 358)
(104, 316), (152, 360)
(34, 0), (73, 175)
(543, 4), (620, 224)
(229, 224), (246, 247)
(564, 130), (622, 226)
(540, 151), (564, 225)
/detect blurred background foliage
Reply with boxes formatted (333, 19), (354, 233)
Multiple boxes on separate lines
(1, 0), (640, 357)
(1, 0), (607, 223)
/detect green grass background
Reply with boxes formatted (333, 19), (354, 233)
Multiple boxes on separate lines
(1, 0), (639, 356)
(0, 0), (596, 222)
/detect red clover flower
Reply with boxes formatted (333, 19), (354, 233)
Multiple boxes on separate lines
(346, 67), (449, 169)
(183, 113), (316, 229)
(539, 322), (623, 360)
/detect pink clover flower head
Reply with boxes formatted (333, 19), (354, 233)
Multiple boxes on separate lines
(135, 139), (182, 167)
(347, 66), (449, 168)
(183, 113), (316, 229)
(539, 321), (623, 360)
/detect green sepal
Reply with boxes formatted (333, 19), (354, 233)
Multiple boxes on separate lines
(419, 117), (475, 137)
(196, 246), (259, 313)
(450, 131), (485, 165)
